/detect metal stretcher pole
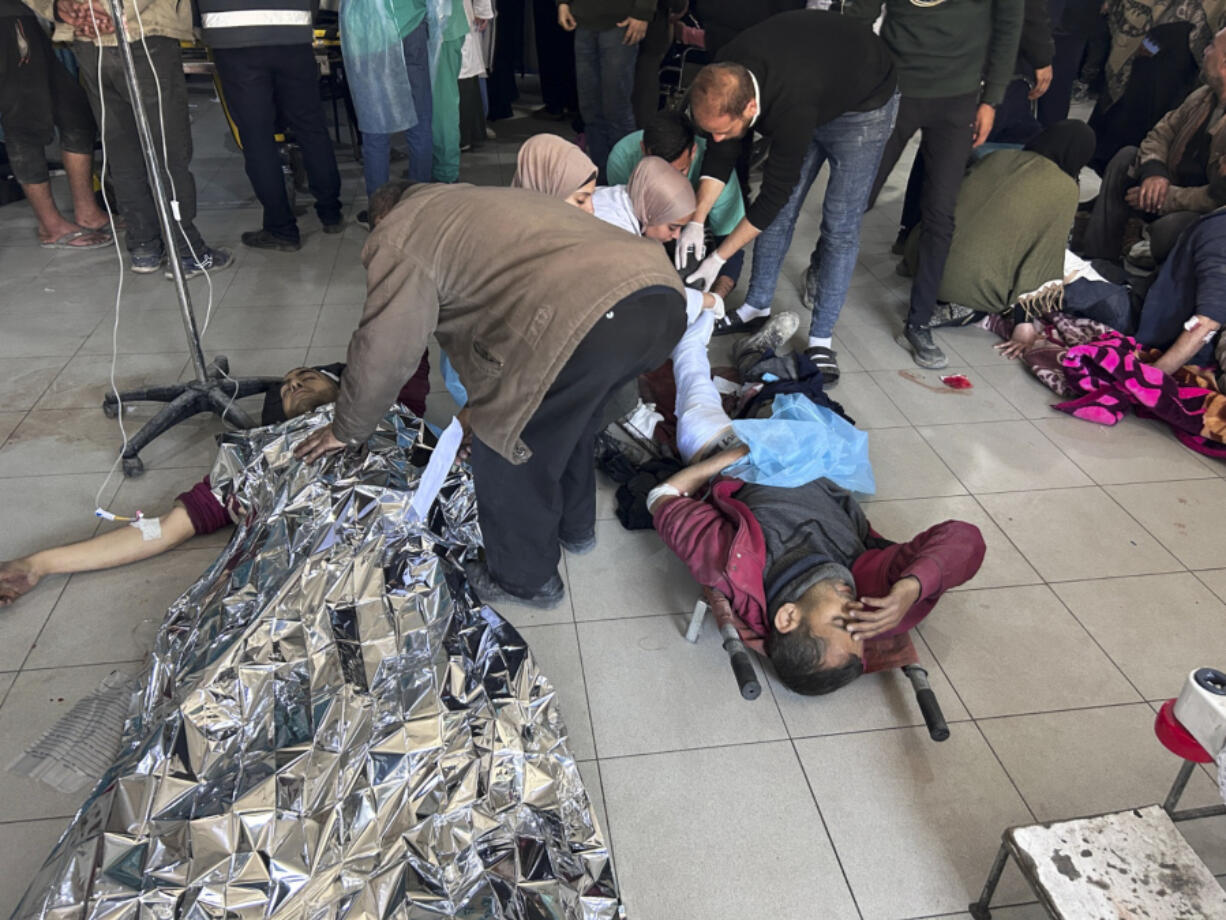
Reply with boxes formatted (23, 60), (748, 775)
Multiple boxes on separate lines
(708, 593), (761, 701)
(903, 665), (950, 741)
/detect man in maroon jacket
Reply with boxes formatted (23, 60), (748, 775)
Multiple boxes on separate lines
(648, 320), (985, 695)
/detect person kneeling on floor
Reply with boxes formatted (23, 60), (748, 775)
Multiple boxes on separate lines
(648, 312), (986, 695)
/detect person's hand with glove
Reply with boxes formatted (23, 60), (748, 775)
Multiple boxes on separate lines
(675, 220), (706, 270)
(686, 251), (726, 291)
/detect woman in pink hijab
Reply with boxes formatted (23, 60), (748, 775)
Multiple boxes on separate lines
(511, 135), (599, 212)
(593, 155), (697, 241)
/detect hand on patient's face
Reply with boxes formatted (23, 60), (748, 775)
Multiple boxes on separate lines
(847, 576), (921, 640)
(0, 559), (40, 607)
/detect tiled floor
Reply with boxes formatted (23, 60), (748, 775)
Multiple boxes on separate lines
(0, 82), (1223, 920)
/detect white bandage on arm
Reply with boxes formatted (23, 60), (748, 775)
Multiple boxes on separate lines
(647, 482), (683, 513)
(131, 517), (163, 541)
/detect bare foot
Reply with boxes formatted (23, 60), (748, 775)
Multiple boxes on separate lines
(73, 209), (115, 233)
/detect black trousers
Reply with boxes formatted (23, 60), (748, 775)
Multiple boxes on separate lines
(213, 44), (341, 240)
(75, 37), (205, 256)
(470, 286), (686, 596)
(1083, 144), (1201, 263)
(532, 0), (577, 115)
(0, 16), (96, 185)
(869, 91), (980, 327)
(631, 6), (672, 128)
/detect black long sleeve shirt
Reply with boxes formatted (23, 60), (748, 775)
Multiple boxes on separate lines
(701, 10), (896, 231)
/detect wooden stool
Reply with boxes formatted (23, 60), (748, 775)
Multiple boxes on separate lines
(968, 805), (1226, 919)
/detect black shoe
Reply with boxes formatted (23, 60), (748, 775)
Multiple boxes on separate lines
(356, 210), (371, 231)
(804, 345), (840, 387)
(321, 218), (345, 234)
(896, 325), (948, 369)
(466, 560), (565, 609)
(241, 229), (301, 252)
(166, 246), (234, 280)
(560, 532), (597, 555)
(712, 311), (770, 337)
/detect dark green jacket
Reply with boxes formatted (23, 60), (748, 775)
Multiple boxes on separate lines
(845, 0), (1024, 105)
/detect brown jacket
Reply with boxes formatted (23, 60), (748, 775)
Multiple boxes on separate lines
(1137, 85), (1226, 214)
(334, 184), (685, 463)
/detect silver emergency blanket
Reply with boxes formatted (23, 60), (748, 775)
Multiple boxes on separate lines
(13, 406), (619, 920)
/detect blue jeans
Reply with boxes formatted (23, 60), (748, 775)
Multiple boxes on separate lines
(573, 25), (637, 178)
(746, 92), (899, 339)
(361, 21), (433, 196)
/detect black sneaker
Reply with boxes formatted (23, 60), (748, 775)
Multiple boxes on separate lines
(166, 246), (234, 281)
(130, 246), (165, 274)
(896, 325), (948, 369)
(465, 560), (565, 609)
(241, 229), (301, 252)
(321, 217), (345, 234)
(560, 532), (597, 555)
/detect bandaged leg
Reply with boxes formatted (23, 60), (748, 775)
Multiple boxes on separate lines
(673, 310), (737, 463)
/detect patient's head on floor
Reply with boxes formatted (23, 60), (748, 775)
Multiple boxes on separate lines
(278, 366), (342, 420)
(768, 578), (865, 696)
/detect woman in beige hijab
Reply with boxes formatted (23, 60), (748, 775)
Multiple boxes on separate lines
(511, 135), (599, 212)
(593, 155), (697, 240)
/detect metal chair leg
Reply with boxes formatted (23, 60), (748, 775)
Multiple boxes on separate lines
(968, 841), (1012, 920)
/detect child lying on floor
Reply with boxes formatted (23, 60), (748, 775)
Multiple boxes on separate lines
(649, 311), (987, 695)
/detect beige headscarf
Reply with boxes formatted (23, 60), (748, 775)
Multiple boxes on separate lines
(627, 156), (697, 228)
(511, 135), (598, 199)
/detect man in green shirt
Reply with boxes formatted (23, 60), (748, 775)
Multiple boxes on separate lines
(607, 110), (745, 295)
(429, 0), (469, 182)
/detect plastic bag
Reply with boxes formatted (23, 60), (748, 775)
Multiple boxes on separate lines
(724, 393), (876, 495)
(340, 0), (418, 134)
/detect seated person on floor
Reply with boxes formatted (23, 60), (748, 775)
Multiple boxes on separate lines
(648, 311), (986, 695)
(1082, 26), (1226, 267)
(607, 111), (747, 297)
(510, 134), (598, 212)
(0, 364), (429, 606)
(904, 121), (1115, 357)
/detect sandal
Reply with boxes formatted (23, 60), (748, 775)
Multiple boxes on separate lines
(39, 228), (112, 250)
(804, 345), (840, 387)
(712, 311), (770, 337)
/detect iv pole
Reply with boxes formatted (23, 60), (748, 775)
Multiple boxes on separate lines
(99, 0), (281, 476)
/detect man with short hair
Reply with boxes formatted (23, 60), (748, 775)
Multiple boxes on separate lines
(850, 0), (1024, 370)
(296, 181), (688, 608)
(682, 10), (898, 387)
(607, 109), (746, 295)
(1082, 27), (1226, 267)
(199, 0), (344, 250)
(648, 311), (985, 697)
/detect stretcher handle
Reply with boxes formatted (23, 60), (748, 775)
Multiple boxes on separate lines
(717, 623), (761, 700)
(903, 665), (949, 741)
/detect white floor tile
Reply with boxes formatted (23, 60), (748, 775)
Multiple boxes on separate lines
(871, 367), (1023, 426)
(1198, 568), (1226, 603)
(866, 428), (966, 501)
(833, 372), (909, 429)
(578, 614), (787, 757)
(1035, 416), (1222, 485)
(857, 495), (1041, 590)
(602, 743), (859, 920)
(566, 520), (697, 621)
(1052, 573), (1226, 700)
(796, 726), (1035, 920)
(0, 817), (72, 918)
(0, 357), (69, 411)
(516, 623), (594, 760)
(0, 663), (139, 822)
(312, 303), (365, 347)
(0, 473), (120, 560)
(975, 362), (1067, 420)
(0, 411), (23, 447)
(918, 420), (1091, 493)
(919, 585), (1141, 718)
(1106, 478), (1226, 570)
(35, 353), (189, 411)
(979, 487), (1182, 582)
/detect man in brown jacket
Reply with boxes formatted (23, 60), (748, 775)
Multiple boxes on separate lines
(296, 182), (687, 607)
(1083, 26), (1226, 265)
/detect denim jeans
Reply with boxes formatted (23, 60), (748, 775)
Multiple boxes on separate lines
(361, 21), (433, 196)
(573, 25), (637, 177)
(746, 92), (899, 339)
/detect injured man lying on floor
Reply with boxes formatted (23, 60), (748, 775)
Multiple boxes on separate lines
(0, 362), (430, 606)
(648, 311), (987, 696)
(7, 400), (616, 918)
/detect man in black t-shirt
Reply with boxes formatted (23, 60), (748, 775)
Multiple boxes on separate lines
(680, 10), (898, 388)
